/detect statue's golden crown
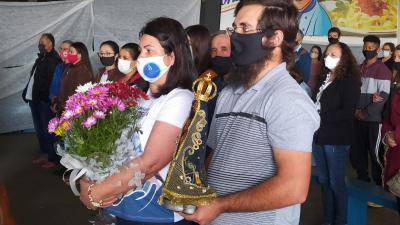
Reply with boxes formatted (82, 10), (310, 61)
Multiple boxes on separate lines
(192, 69), (218, 103)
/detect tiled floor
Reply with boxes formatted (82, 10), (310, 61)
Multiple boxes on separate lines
(0, 133), (399, 225)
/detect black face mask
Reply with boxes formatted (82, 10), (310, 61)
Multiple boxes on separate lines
(211, 56), (232, 76)
(363, 50), (378, 60)
(328, 38), (339, 44)
(230, 32), (269, 66)
(393, 62), (400, 71)
(38, 44), (46, 54)
(100, 56), (115, 67)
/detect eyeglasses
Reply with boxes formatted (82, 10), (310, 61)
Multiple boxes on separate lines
(97, 52), (115, 57)
(226, 26), (264, 36)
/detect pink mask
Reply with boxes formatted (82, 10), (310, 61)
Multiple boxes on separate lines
(66, 53), (79, 64)
(59, 50), (68, 61)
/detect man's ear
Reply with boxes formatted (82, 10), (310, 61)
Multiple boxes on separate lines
(262, 30), (284, 48)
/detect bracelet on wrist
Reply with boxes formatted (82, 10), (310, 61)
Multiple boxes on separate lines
(88, 184), (103, 208)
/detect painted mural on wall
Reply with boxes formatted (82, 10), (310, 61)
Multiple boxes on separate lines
(220, 0), (398, 37)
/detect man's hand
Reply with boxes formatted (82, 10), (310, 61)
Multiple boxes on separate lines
(355, 109), (366, 120)
(372, 92), (384, 103)
(180, 199), (223, 225)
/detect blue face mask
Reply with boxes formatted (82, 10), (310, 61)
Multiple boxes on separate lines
(137, 55), (170, 83)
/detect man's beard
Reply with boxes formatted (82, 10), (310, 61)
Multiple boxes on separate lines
(224, 57), (267, 89)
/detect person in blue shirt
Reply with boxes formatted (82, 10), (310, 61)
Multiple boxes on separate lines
(294, 0), (332, 36)
(49, 40), (72, 113)
(295, 30), (312, 84)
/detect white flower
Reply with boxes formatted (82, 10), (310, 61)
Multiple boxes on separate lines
(99, 80), (112, 84)
(75, 82), (95, 93)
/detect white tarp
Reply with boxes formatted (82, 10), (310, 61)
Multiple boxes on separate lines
(0, 0), (201, 133)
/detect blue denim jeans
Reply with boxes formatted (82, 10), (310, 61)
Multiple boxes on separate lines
(29, 101), (59, 163)
(314, 144), (349, 225)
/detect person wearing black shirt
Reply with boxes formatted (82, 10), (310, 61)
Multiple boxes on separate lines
(313, 42), (361, 225)
(22, 33), (62, 168)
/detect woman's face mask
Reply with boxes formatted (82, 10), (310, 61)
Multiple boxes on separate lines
(136, 55), (170, 83)
(118, 58), (135, 75)
(324, 55), (340, 70)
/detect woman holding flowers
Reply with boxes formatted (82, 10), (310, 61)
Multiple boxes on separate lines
(79, 17), (196, 225)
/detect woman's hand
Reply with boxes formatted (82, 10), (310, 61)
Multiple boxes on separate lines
(386, 131), (398, 148)
(79, 178), (96, 210)
(79, 178), (119, 209)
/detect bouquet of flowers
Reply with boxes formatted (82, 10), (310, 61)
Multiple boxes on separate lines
(48, 81), (148, 192)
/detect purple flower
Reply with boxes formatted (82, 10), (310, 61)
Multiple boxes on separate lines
(48, 117), (60, 133)
(81, 116), (97, 129)
(92, 111), (106, 119)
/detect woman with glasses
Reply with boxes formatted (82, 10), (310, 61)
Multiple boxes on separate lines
(94, 40), (124, 83)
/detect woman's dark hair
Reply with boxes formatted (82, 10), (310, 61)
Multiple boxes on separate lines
(100, 40), (119, 55)
(70, 42), (94, 77)
(311, 45), (323, 61)
(139, 17), (196, 98)
(234, 0), (299, 81)
(185, 25), (211, 74)
(121, 43), (140, 60)
(321, 42), (361, 81)
(383, 42), (396, 57)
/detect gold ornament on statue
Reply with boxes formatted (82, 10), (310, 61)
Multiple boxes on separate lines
(159, 69), (218, 214)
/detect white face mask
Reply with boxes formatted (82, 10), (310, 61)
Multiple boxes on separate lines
(137, 55), (170, 83)
(383, 50), (391, 58)
(118, 58), (134, 75)
(325, 55), (340, 70)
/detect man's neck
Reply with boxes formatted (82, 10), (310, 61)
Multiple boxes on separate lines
(246, 60), (281, 89)
(366, 57), (377, 66)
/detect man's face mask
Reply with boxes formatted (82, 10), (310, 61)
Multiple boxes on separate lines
(230, 31), (271, 66)
(211, 56), (232, 76)
(363, 49), (378, 60)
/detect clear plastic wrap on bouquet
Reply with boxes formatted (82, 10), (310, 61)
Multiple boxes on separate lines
(58, 121), (142, 182)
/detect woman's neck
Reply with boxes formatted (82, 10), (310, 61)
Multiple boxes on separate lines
(105, 65), (115, 71)
(382, 57), (391, 62)
(121, 69), (137, 83)
(149, 84), (159, 95)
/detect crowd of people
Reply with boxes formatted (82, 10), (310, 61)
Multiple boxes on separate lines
(20, 0), (400, 225)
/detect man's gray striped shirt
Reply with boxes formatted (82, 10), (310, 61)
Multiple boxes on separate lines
(207, 63), (320, 225)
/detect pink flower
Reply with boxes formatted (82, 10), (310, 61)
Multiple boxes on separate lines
(92, 111), (106, 119)
(73, 106), (84, 117)
(81, 116), (97, 129)
(48, 117), (60, 133)
(113, 98), (126, 112)
(61, 110), (74, 120)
